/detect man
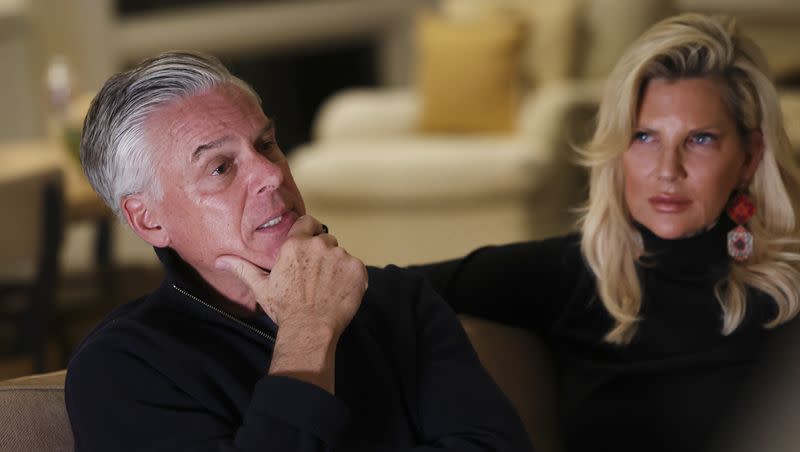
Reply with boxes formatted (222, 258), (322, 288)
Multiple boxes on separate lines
(66, 52), (533, 451)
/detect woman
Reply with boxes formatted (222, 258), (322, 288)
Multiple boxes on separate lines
(417, 13), (800, 452)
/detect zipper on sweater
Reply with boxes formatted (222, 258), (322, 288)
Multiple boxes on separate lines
(170, 283), (276, 345)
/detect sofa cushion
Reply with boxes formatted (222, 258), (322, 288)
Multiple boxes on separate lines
(415, 11), (523, 134)
(0, 369), (73, 451)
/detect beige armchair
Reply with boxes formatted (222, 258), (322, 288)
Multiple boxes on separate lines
(288, 0), (672, 266)
(291, 82), (600, 266)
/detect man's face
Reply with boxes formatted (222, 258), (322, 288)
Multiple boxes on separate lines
(143, 83), (305, 300)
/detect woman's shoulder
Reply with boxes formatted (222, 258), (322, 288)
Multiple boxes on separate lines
(463, 232), (585, 271)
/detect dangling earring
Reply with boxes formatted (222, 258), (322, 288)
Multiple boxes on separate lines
(726, 191), (755, 262)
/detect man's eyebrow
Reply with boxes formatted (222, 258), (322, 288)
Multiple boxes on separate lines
(259, 119), (275, 137)
(191, 119), (275, 163)
(192, 135), (233, 163)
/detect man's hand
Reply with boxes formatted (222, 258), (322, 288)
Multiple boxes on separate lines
(215, 215), (368, 393)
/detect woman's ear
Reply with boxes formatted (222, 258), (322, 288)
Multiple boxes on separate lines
(741, 129), (765, 185)
(121, 194), (170, 248)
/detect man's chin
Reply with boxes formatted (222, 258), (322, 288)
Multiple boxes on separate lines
(243, 251), (278, 273)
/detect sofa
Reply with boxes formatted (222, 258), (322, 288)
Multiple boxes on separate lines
(0, 315), (558, 452)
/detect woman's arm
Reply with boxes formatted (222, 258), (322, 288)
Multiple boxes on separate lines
(410, 235), (583, 332)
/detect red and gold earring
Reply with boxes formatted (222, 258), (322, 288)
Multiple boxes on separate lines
(726, 191), (756, 262)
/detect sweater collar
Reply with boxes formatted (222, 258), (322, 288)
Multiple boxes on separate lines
(154, 246), (216, 298)
(155, 248), (278, 343)
(636, 214), (735, 278)
(153, 246), (278, 332)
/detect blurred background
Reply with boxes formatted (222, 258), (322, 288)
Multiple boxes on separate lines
(0, 0), (798, 378)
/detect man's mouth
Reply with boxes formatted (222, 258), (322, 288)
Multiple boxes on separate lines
(257, 214), (283, 230)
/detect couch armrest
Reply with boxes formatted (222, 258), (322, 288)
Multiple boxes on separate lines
(459, 315), (559, 452)
(312, 88), (419, 141)
(290, 136), (551, 204)
(0, 369), (73, 451)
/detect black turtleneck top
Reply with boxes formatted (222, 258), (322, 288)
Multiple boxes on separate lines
(415, 216), (782, 452)
(65, 248), (533, 451)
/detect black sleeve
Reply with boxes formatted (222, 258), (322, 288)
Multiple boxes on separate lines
(404, 270), (536, 451)
(357, 267), (535, 451)
(409, 235), (583, 333)
(66, 339), (352, 451)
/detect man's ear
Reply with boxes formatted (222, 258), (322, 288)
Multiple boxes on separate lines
(741, 129), (765, 185)
(121, 194), (170, 248)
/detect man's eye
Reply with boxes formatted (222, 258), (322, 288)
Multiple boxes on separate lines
(211, 162), (229, 176)
(258, 140), (275, 154)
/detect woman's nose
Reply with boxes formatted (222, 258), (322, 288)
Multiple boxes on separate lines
(656, 145), (685, 182)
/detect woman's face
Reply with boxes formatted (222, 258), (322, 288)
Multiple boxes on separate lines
(622, 77), (763, 239)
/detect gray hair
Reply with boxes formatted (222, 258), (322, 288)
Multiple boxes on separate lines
(80, 51), (260, 219)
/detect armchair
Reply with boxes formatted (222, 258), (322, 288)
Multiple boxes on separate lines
(290, 81), (600, 266)
(288, 0), (672, 266)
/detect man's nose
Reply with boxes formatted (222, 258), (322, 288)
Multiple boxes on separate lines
(656, 144), (685, 182)
(246, 150), (284, 194)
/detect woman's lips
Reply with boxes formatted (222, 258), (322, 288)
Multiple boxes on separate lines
(648, 195), (691, 213)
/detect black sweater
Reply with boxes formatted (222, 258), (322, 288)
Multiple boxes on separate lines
(65, 248), (533, 451)
(415, 215), (783, 452)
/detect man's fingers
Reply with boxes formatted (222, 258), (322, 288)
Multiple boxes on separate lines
(316, 232), (338, 248)
(215, 255), (269, 290)
(288, 215), (327, 238)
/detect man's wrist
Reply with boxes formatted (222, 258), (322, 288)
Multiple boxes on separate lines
(268, 322), (339, 393)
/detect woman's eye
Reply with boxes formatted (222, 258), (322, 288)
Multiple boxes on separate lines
(690, 133), (715, 145)
(632, 131), (652, 143)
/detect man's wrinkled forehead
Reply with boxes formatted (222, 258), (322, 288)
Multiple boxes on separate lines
(191, 119), (274, 164)
(144, 84), (265, 163)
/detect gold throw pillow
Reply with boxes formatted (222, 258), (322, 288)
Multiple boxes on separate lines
(416, 12), (523, 134)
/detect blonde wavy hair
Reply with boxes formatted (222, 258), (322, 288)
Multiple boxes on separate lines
(579, 13), (800, 344)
